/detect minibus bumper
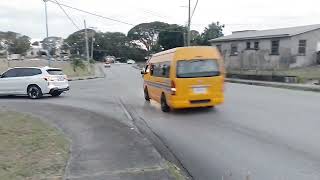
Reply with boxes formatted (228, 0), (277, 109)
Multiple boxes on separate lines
(169, 97), (224, 109)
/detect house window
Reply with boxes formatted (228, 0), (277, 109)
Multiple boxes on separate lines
(271, 40), (280, 55)
(298, 40), (307, 55)
(254, 41), (259, 50)
(230, 44), (238, 56)
(246, 42), (251, 49)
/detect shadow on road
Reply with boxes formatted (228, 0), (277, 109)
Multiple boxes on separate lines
(172, 107), (217, 115)
(142, 101), (217, 116)
(0, 95), (63, 100)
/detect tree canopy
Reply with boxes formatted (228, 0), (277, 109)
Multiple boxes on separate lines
(197, 22), (225, 45)
(0, 31), (31, 54)
(66, 30), (147, 62)
(127, 21), (170, 53)
(65, 21), (224, 62)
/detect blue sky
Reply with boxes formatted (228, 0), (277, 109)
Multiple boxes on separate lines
(1, 0), (319, 39)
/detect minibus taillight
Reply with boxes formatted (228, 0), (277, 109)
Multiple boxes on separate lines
(171, 80), (176, 95)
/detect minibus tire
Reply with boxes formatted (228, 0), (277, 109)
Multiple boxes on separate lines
(161, 94), (170, 112)
(144, 87), (150, 101)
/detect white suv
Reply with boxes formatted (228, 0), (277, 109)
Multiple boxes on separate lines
(0, 67), (69, 99)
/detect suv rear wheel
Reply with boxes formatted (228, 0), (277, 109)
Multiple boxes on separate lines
(27, 85), (43, 99)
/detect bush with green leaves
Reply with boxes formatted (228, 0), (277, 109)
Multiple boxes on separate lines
(71, 58), (85, 72)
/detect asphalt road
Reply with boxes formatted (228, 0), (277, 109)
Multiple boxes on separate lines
(2, 64), (320, 180)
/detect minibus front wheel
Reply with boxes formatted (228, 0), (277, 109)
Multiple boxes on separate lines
(161, 94), (170, 112)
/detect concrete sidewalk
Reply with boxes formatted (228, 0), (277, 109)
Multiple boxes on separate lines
(226, 78), (320, 92)
(2, 102), (175, 180)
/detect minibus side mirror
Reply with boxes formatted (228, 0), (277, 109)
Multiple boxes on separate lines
(141, 69), (146, 75)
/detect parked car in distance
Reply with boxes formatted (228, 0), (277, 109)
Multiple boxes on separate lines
(127, 59), (136, 64)
(0, 67), (69, 99)
(105, 62), (111, 68)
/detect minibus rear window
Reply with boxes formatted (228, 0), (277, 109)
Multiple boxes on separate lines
(176, 59), (220, 78)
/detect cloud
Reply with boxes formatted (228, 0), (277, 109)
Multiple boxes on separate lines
(1, 0), (320, 39)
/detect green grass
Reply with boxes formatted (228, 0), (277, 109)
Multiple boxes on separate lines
(228, 66), (320, 83)
(60, 64), (94, 78)
(0, 59), (94, 78)
(0, 111), (70, 180)
(166, 162), (188, 180)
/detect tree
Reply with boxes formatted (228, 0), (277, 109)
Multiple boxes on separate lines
(199, 22), (224, 45)
(65, 29), (96, 56)
(8, 35), (31, 54)
(190, 30), (201, 45)
(127, 21), (169, 53)
(158, 24), (186, 51)
(0, 31), (31, 54)
(42, 36), (63, 56)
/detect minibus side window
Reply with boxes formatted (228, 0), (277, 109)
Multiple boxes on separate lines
(151, 62), (170, 78)
(152, 64), (161, 77)
(162, 64), (170, 78)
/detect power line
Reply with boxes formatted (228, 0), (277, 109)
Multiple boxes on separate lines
(53, 0), (80, 30)
(140, 9), (167, 19)
(47, 0), (134, 26)
(191, 0), (199, 20)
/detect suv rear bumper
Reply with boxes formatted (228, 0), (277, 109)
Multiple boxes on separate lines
(49, 87), (70, 94)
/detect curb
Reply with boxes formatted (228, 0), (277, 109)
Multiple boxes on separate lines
(226, 78), (320, 92)
(118, 98), (192, 180)
(132, 65), (143, 70)
(68, 76), (104, 81)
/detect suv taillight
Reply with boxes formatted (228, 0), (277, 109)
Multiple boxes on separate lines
(44, 76), (58, 81)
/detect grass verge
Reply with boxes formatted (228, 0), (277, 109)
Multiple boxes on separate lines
(166, 161), (189, 180)
(0, 111), (70, 179)
(228, 66), (320, 83)
(0, 59), (94, 78)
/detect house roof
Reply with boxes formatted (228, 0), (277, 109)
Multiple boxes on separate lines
(210, 24), (320, 42)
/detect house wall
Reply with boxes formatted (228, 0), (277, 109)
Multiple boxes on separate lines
(290, 29), (320, 67)
(212, 30), (320, 70)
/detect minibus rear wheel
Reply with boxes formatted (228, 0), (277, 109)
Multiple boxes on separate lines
(144, 87), (150, 101)
(161, 94), (170, 112)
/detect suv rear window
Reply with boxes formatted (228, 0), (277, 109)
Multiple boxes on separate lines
(176, 59), (220, 78)
(47, 69), (64, 75)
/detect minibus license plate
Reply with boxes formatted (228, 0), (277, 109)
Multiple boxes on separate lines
(193, 87), (207, 94)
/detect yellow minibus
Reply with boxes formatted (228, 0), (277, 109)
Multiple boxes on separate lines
(141, 46), (225, 112)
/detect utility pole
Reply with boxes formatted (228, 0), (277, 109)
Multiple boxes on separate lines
(44, 0), (49, 38)
(6, 46), (10, 68)
(91, 37), (95, 59)
(187, 0), (191, 46)
(84, 20), (91, 72)
(43, 0), (51, 66)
